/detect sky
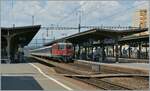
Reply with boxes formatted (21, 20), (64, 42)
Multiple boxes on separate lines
(1, 0), (149, 46)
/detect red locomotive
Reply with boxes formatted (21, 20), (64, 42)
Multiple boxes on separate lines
(30, 43), (74, 62)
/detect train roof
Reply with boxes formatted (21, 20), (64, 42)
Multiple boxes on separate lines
(55, 43), (72, 45)
(30, 43), (72, 52)
(30, 46), (51, 52)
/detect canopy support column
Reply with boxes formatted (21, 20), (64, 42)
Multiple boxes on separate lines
(115, 37), (119, 63)
(128, 45), (131, 58)
(146, 43), (148, 59)
(7, 31), (11, 63)
(138, 43), (141, 59)
(113, 45), (115, 57)
(120, 45), (122, 57)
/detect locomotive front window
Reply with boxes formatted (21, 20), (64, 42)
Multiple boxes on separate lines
(59, 44), (65, 50)
(67, 45), (72, 49)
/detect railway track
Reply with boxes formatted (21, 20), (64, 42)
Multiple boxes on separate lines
(30, 56), (149, 90)
(51, 67), (131, 90)
(55, 67), (148, 90)
(73, 77), (132, 90)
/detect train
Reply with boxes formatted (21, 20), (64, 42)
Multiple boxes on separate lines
(30, 43), (74, 62)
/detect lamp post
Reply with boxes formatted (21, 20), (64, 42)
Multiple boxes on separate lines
(78, 10), (82, 33)
(32, 15), (34, 25)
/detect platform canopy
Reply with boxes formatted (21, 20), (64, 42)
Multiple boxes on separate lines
(45, 28), (148, 46)
(119, 31), (149, 43)
(1, 25), (41, 61)
(1, 25), (41, 46)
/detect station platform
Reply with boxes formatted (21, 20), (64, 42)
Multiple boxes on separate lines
(0, 62), (97, 90)
(75, 60), (149, 75)
(107, 57), (149, 63)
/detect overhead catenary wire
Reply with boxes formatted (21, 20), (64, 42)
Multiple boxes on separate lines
(57, 2), (87, 25)
(12, 0), (15, 27)
(54, 1), (147, 31)
(56, 1), (147, 29)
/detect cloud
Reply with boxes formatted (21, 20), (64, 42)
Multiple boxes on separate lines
(133, 0), (149, 10)
(78, 1), (122, 25)
(82, 1), (120, 16)
(2, 1), (122, 26)
(2, 1), (140, 46)
(13, 1), (42, 16)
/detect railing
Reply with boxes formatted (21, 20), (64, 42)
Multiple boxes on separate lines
(41, 25), (140, 31)
(41, 26), (78, 30)
(81, 26), (140, 30)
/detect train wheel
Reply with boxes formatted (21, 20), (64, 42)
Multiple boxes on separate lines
(70, 59), (74, 63)
(63, 57), (68, 63)
(64, 58), (68, 63)
(58, 58), (63, 63)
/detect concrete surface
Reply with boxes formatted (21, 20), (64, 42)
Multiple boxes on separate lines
(76, 60), (149, 74)
(0, 62), (97, 90)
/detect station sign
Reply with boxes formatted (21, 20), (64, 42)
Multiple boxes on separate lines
(93, 40), (101, 45)
(103, 38), (115, 44)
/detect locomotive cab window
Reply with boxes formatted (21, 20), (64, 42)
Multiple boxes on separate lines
(67, 44), (72, 49)
(59, 44), (65, 50)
